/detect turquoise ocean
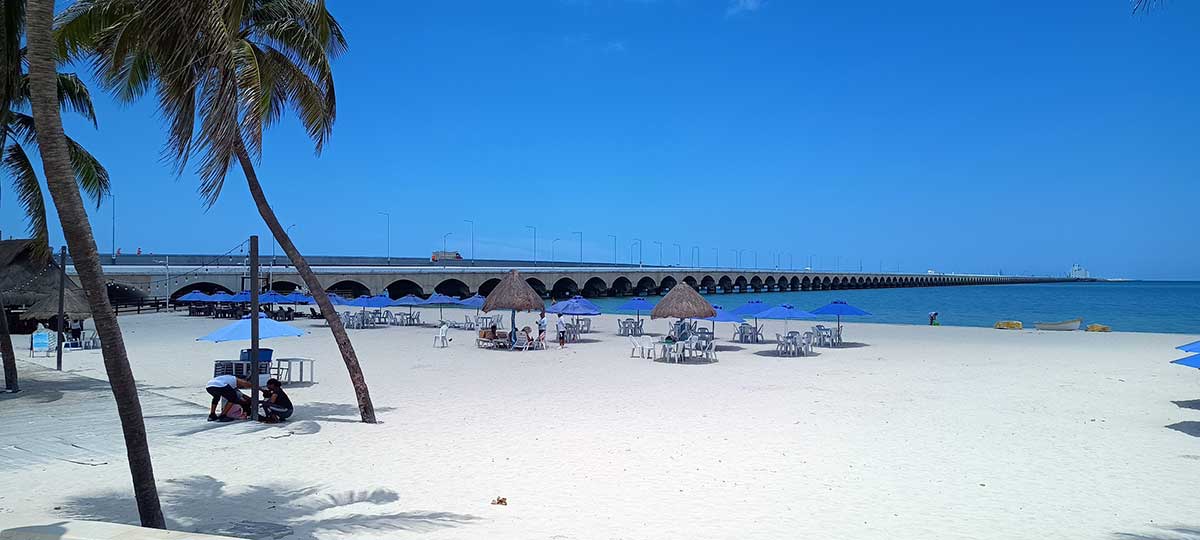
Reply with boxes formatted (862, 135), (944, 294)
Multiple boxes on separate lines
(579, 281), (1200, 335)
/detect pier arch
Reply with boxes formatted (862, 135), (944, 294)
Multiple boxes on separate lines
(790, 276), (801, 291)
(734, 276), (749, 292)
(268, 280), (301, 294)
(552, 277), (579, 299)
(801, 276), (812, 291)
(764, 276), (776, 291)
(582, 277), (608, 298)
(171, 281), (233, 299)
(435, 278), (471, 298)
(327, 279), (370, 298)
(750, 276), (764, 292)
(611, 276), (633, 296)
(718, 275), (733, 293)
(478, 278), (502, 297)
(700, 275), (716, 293)
(682, 276), (698, 290)
(659, 276), (678, 294)
(820, 276), (832, 290)
(636, 276), (658, 295)
(386, 279), (423, 299)
(526, 278), (548, 297)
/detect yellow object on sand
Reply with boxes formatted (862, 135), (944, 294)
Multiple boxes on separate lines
(1086, 324), (1111, 332)
(994, 321), (1023, 330)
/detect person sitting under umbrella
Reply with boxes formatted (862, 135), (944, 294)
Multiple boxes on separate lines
(206, 374), (252, 421)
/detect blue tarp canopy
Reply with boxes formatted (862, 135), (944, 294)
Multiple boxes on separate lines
(325, 293), (350, 306)
(390, 294), (424, 307)
(547, 297), (601, 316)
(176, 291), (210, 302)
(1176, 341), (1200, 354)
(458, 294), (486, 309)
(196, 315), (305, 343)
(421, 293), (461, 306)
(1172, 354), (1200, 369)
(230, 291), (252, 303)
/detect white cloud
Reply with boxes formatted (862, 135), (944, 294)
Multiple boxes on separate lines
(726, 0), (764, 16)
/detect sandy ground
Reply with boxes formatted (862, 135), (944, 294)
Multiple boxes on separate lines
(2, 308), (1200, 540)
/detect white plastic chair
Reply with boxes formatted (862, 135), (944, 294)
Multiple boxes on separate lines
(512, 332), (531, 351)
(433, 324), (450, 348)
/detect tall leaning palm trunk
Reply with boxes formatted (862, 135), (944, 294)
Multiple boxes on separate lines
(25, 0), (164, 527)
(234, 139), (374, 421)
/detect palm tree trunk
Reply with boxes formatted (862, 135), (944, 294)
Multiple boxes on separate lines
(25, 0), (164, 527)
(233, 139), (377, 423)
(1, 298), (17, 392)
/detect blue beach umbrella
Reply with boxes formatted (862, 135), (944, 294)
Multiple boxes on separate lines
(753, 304), (816, 331)
(1176, 341), (1200, 354)
(459, 294), (486, 309)
(230, 290), (252, 303)
(421, 293), (461, 319)
(698, 304), (744, 331)
(259, 291), (289, 304)
(389, 294), (424, 315)
(324, 292), (350, 306)
(733, 300), (772, 327)
(177, 291), (210, 303)
(547, 297), (602, 316)
(284, 292), (313, 304)
(1171, 354), (1200, 369)
(347, 294), (394, 308)
(207, 291), (233, 302)
(196, 314), (305, 343)
(617, 297), (656, 322)
(810, 300), (870, 337)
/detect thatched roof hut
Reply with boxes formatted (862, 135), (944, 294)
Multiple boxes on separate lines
(482, 270), (545, 313)
(0, 240), (91, 320)
(650, 283), (715, 320)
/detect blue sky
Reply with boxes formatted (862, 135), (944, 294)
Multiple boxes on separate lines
(4, 0), (1199, 279)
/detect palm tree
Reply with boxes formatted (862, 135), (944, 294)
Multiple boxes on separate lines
(24, 0), (164, 527)
(57, 0), (377, 422)
(0, 58), (111, 393)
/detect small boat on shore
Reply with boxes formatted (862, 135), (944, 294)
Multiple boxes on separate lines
(1034, 318), (1082, 331)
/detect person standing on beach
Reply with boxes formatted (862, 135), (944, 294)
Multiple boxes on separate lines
(556, 314), (567, 349)
(537, 311), (548, 346)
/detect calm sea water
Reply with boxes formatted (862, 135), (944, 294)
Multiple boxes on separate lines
(581, 281), (1200, 334)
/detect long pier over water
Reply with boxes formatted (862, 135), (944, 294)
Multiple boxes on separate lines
(76, 255), (1084, 302)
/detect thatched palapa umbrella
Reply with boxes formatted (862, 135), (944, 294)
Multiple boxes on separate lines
(0, 240), (90, 321)
(482, 270), (546, 340)
(651, 283), (715, 330)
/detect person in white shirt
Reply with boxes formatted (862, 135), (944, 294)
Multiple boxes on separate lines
(205, 375), (251, 421)
(537, 311), (548, 345)
(556, 314), (567, 349)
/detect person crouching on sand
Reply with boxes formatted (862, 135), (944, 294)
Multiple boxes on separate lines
(260, 378), (293, 423)
(206, 375), (251, 421)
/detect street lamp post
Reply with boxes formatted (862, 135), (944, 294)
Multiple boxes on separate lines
(673, 243), (682, 266)
(269, 224), (295, 290)
(525, 226), (537, 265)
(712, 247), (718, 268)
(631, 239), (643, 268)
(442, 232), (453, 269)
(691, 246), (700, 267)
(607, 235), (617, 263)
(738, 248), (749, 268)
(552, 238), (561, 261)
(573, 231), (583, 263)
(729, 249), (738, 268)
(153, 256), (170, 299)
(463, 219), (475, 265)
(377, 212), (391, 265)
(653, 241), (663, 266)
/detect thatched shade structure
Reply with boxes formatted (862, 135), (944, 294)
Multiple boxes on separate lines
(482, 270), (545, 313)
(0, 240), (91, 320)
(650, 283), (715, 320)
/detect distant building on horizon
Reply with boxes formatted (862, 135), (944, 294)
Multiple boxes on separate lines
(1069, 264), (1090, 279)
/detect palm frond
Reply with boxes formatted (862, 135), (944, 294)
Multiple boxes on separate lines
(6, 111), (39, 146)
(3, 142), (50, 251)
(14, 72), (98, 125)
(65, 134), (110, 207)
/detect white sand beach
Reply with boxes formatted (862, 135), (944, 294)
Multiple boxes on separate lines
(2, 309), (1199, 540)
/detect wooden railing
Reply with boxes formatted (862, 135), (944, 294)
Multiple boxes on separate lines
(110, 297), (173, 315)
